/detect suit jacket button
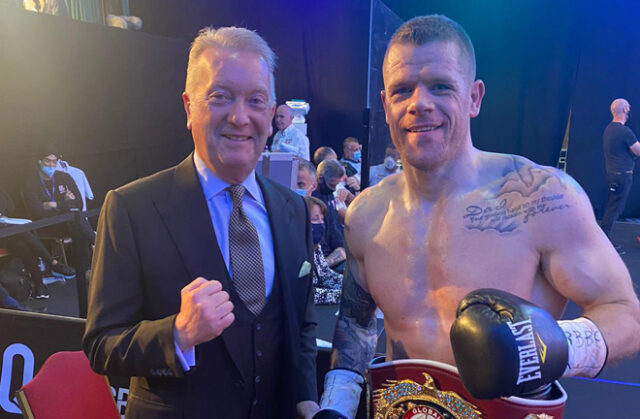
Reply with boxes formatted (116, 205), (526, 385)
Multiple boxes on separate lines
(252, 399), (258, 406)
(255, 323), (262, 331)
(255, 375), (261, 383)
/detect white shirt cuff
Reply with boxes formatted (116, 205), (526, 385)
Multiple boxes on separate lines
(174, 340), (196, 371)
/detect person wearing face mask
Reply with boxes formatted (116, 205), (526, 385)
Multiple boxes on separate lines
(296, 160), (318, 197)
(22, 146), (94, 284)
(368, 144), (402, 187)
(339, 137), (362, 194)
(305, 196), (343, 305)
(313, 159), (347, 271)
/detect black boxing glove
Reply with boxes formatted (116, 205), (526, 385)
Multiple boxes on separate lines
(450, 288), (568, 399)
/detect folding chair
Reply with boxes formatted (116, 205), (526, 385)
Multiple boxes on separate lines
(16, 351), (120, 419)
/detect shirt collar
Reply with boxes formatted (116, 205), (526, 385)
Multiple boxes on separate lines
(193, 152), (264, 206)
(281, 124), (297, 135)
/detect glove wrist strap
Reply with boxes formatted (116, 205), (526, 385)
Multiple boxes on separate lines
(318, 369), (363, 419)
(559, 317), (608, 378)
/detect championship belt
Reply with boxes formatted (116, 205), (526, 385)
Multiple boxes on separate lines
(367, 359), (566, 419)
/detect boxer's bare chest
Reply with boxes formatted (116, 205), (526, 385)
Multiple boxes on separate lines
(361, 168), (569, 361)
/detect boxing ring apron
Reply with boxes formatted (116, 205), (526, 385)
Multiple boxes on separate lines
(367, 359), (566, 419)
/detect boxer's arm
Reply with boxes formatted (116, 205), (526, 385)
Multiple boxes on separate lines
(541, 175), (640, 365)
(331, 246), (377, 373)
(316, 234), (376, 418)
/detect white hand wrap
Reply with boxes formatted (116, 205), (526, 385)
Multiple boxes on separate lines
(318, 369), (364, 419)
(558, 317), (608, 378)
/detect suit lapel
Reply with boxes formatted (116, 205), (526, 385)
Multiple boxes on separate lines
(153, 154), (231, 291)
(257, 176), (298, 330)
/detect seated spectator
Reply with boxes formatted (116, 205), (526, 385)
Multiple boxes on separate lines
(312, 159), (347, 270)
(339, 137), (362, 193)
(56, 158), (94, 211)
(316, 158), (354, 222)
(296, 159), (317, 197)
(1, 186), (75, 299)
(369, 144), (402, 186)
(305, 196), (342, 305)
(22, 146), (93, 281)
(272, 104), (310, 160)
(313, 146), (338, 167)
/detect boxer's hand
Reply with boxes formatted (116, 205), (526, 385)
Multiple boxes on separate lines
(174, 277), (234, 352)
(450, 288), (568, 399)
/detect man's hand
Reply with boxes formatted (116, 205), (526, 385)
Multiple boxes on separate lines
(174, 277), (235, 352)
(335, 189), (355, 205)
(64, 189), (76, 201)
(43, 201), (57, 210)
(297, 400), (320, 419)
(345, 177), (360, 193)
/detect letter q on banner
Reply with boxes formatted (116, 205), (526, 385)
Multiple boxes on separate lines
(0, 344), (34, 414)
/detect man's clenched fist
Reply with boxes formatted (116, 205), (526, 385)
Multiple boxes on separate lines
(174, 277), (235, 351)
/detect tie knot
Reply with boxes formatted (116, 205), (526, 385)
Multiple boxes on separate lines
(228, 184), (246, 207)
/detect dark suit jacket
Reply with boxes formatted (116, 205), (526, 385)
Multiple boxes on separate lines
(82, 154), (317, 418)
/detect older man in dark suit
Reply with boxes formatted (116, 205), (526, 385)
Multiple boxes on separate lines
(83, 26), (319, 419)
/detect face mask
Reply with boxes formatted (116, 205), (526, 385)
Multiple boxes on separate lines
(311, 223), (325, 245)
(40, 164), (56, 178)
(353, 150), (362, 161)
(384, 156), (397, 170)
(295, 188), (307, 197)
(318, 178), (334, 194)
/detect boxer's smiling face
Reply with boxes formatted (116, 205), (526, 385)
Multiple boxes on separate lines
(381, 41), (484, 172)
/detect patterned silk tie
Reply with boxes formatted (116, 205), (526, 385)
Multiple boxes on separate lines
(227, 185), (265, 316)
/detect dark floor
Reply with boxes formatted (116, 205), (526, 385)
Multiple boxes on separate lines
(23, 220), (640, 417)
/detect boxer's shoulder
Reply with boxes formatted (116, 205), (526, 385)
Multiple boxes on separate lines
(346, 175), (398, 228)
(461, 152), (588, 235)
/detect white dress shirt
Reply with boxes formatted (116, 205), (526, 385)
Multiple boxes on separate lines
(271, 124), (310, 160)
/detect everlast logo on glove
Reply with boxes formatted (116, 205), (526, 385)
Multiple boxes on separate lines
(451, 288), (569, 399)
(506, 318), (545, 384)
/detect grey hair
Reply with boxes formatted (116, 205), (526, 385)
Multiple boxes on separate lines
(298, 159), (317, 177)
(317, 158), (345, 181)
(185, 26), (277, 103)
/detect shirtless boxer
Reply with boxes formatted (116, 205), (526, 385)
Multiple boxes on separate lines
(314, 15), (640, 419)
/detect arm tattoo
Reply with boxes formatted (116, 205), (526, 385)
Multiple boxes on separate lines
(463, 158), (571, 233)
(390, 339), (410, 360)
(330, 259), (377, 373)
(325, 247), (346, 267)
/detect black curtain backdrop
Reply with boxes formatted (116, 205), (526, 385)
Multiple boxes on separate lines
(129, 0), (371, 161)
(567, 0), (640, 219)
(0, 4), (191, 210)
